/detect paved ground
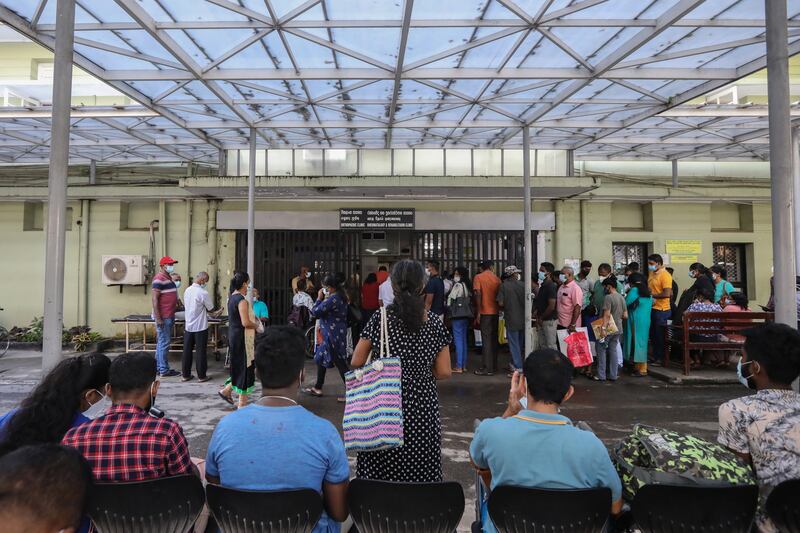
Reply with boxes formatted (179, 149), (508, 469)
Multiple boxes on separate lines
(0, 348), (746, 531)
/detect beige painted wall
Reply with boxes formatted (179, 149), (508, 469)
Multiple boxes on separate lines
(0, 197), (777, 337)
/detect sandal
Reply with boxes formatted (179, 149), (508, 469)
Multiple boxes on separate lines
(217, 390), (234, 405)
(303, 387), (323, 397)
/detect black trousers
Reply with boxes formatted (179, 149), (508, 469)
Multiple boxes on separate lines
(182, 329), (208, 379)
(480, 314), (499, 372)
(314, 357), (350, 389)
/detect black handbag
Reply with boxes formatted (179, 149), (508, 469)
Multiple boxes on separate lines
(448, 295), (473, 319)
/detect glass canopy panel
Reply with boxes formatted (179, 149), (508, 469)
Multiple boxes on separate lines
(360, 149), (392, 175)
(325, 149), (357, 176)
(414, 149), (443, 175)
(268, 150), (293, 176)
(295, 149), (323, 176)
(474, 149), (502, 176)
(394, 149), (413, 175)
(445, 149), (471, 175)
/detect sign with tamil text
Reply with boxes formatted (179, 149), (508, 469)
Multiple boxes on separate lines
(666, 239), (702, 255)
(339, 208), (415, 229)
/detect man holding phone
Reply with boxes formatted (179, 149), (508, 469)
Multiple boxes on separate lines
(469, 349), (622, 532)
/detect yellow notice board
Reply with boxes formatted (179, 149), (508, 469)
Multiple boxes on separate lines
(666, 239), (702, 255)
(671, 254), (699, 264)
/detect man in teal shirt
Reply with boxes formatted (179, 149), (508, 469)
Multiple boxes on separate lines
(470, 349), (623, 532)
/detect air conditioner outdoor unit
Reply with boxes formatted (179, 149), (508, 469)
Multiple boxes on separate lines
(101, 255), (147, 285)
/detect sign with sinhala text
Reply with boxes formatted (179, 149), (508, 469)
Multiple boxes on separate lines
(340, 208), (415, 229)
(666, 239), (702, 255)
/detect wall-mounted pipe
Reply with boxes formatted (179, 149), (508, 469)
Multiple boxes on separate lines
(185, 199), (193, 281)
(78, 199), (90, 325)
(158, 200), (167, 258)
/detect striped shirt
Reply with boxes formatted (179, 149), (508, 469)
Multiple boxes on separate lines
(152, 271), (178, 319)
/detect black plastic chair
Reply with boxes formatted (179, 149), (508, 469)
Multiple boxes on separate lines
(487, 485), (611, 533)
(631, 484), (758, 533)
(766, 478), (800, 532)
(206, 484), (323, 533)
(87, 474), (205, 533)
(348, 479), (465, 533)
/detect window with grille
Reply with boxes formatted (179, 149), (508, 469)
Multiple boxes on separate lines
(712, 243), (747, 292)
(612, 243), (648, 276)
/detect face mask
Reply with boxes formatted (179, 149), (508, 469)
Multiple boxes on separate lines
(200, 283), (207, 289)
(83, 390), (110, 419)
(165, 265), (175, 274)
(737, 358), (755, 389)
(305, 272), (311, 278)
(425, 268), (431, 275)
(538, 272), (546, 282)
(559, 274), (567, 283)
(323, 288), (330, 296)
(519, 396), (528, 410)
(598, 275), (607, 283)
(688, 271), (695, 279)
(174, 280), (181, 289)
(453, 276), (461, 283)
(648, 264), (657, 272)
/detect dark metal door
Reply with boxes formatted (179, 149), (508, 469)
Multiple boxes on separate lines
(713, 242), (747, 293)
(236, 230), (361, 324)
(411, 230), (533, 279)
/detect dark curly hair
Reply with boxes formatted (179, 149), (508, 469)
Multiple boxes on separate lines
(389, 259), (426, 333)
(0, 353), (111, 456)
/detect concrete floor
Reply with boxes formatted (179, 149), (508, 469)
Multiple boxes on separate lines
(0, 348), (747, 531)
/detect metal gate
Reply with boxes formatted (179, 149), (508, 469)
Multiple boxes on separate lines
(612, 242), (648, 276)
(411, 231), (533, 279)
(235, 230), (361, 324)
(713, 242), (747, 293)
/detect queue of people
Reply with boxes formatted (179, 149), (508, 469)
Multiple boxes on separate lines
(0, 312), (798, 533)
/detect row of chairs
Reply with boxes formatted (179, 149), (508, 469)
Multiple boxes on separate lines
(86, 475), (800, 533)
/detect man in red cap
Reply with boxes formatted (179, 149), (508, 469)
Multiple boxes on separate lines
(151, 256), (181, 377)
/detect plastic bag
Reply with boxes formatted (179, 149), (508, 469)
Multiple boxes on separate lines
(559, 328), (593, 368)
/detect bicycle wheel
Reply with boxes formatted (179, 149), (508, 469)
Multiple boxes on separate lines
(0, 326), (9, 358)
(304, 326), (316, 358)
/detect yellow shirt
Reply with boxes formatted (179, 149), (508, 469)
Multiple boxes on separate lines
(648, 268), (673, 311)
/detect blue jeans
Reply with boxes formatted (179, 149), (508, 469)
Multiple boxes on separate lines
(595, 333), (620, 381)
(155, 317), (174, 374)
(650, 309), (671, 362)
(506, 329), (525, 370)
(452, 318), (469, 369)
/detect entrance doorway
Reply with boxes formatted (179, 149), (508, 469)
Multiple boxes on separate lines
(236, 229), (536, 324)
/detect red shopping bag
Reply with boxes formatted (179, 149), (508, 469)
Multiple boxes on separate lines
(564, 331), (593, 368)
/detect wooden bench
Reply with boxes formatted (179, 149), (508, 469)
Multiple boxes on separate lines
(664, 311), (774, 375)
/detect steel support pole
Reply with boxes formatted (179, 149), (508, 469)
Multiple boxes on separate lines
(246, 128), (256, 304)
(42, 0), (75, 370)
(792, 128), (800, 268)
(523, 126), (533, 359)
(89, 159), (96, 185)
(671, 159), (678, 188)
(765, 0), (798, 327)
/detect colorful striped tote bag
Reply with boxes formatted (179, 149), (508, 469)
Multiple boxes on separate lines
(343, 307), (403, 452)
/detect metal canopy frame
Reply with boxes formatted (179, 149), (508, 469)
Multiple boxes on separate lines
(0, 0), (799, 163)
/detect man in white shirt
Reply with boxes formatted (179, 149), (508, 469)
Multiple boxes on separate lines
(378, 277), (394, 307)
(181, 271), (214, 382)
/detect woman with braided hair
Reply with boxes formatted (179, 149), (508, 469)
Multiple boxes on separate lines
(352, 259), (453, 482)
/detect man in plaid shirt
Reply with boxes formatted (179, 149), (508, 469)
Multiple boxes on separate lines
(62, 351), (193, 481)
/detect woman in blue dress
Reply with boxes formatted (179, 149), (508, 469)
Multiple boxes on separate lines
(304, 273), (349, 402)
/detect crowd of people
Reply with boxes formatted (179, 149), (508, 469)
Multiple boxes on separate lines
(0, 259), (798, 533)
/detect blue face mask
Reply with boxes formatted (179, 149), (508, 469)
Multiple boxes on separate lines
(688, 271), (695, 279)
(648, 264), (657, 272)
(537, 271), (546, 282)
(165, 264), (175, 274)
(200, 283), (207, 289)
(559, 274), (567, 283)
(174, 280), (181, 289)
(737, 358), (755, 389)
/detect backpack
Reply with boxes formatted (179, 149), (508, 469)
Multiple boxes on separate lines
(612, 424), (755, 501)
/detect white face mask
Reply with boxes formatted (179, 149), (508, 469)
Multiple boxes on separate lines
(305, 272), (311, 278)
(453, 276), (461, 283)
(83, 390), (110, 419)
(323, 288), (330, 296)
(598, 275), (607, 282)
